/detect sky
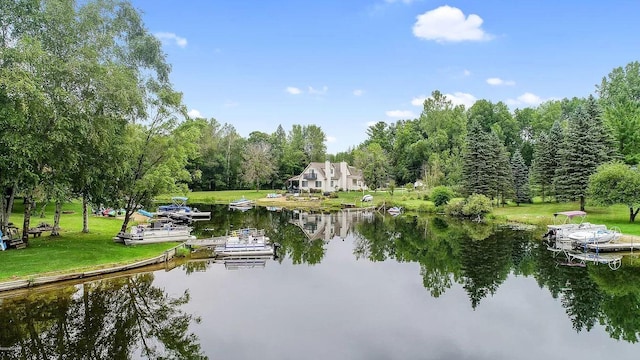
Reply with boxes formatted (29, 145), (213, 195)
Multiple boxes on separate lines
(131, 0), (640, 154)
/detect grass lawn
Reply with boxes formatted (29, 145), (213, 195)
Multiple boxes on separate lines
(0, 201), (178, 282)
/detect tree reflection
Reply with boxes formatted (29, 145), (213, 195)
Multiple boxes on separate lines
(0, 274), (206, 359)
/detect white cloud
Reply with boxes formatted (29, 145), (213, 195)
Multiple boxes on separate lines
(223, 100), (239, 108)
(385, 0), (416, 3)
(463, 69), (471, 76)
(286, 87), (302, 95)
(326, 136), (337, 143)
(353, 89), (364, 96)
(366, 121), (379, 127)
(411, 92), (476, 108)
(444, 92), (477, 108)
(386, 110), (416, 119)
(188, 109), (202, 118)
(413, 6), (492, 43)
(506, 92), (543, 107)
(487, 77), (516, 86)
(154, 32), (188, 48)
(308, 86), (328, 95)
(411, 96), (427, 107)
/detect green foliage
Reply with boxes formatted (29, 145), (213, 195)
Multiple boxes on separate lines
(598, 61), (640, 164)
(510, 150), (530, 205)
(354, 143), (389, 190)
(462, 194), (493, 219)
(589, 161), (640, 221)
(430, 186), (454, 207)
(554, 103), (613, 210)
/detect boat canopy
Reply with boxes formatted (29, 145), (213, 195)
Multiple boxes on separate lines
(553, 210), (587, 218)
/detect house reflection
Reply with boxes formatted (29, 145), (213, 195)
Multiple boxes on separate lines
(289, 209), (375, 242)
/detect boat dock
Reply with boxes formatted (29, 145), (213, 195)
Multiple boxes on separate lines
(185, 236), (227, 247)
(584, 241), (640, 252)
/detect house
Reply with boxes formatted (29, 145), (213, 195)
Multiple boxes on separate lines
(288, 161), (367, 193)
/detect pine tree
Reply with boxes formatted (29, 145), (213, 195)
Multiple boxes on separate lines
(554, 105), (610, 210)
(530, 132), (552, 201)
(462, 121), (498, 198)
(547, 120), (565, 199)
(584, 95), (618, 161)
(492, 133), (514, 205)
(511, 149), (530, 205)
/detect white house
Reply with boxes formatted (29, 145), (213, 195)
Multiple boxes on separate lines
(288, 161), (366, 192)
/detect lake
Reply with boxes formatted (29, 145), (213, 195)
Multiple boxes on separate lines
(1, 206), (639, 359)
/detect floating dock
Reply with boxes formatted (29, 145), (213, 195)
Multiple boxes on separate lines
(185, 236), (227, 248)
(584, 241), (640, 252)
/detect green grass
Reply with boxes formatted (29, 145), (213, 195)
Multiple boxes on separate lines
(0, 201), (178, 281)
(492, 200), (640, 236)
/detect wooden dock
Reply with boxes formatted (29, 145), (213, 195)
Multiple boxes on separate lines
(585, 241), (640, 252)
(185, 236), (227, 247)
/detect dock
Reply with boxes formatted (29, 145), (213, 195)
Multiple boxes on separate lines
(185, 236), (227, 247)
(584, 241), (640, 252)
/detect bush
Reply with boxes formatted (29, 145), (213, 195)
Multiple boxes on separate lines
(462, 194), (492, 220)
(445, 199), (465, 217)
(445, 194), (492, 221)
(418, 203), (436, 213)
(430, 186), (454, 207)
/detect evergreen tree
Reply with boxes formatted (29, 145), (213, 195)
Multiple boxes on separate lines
(492, 133), (514, 205)
(462, 121), (496, 197)
(554, 106), (610, 210)
(511, 149), (530, 205)
(530, 132), (552, 201)
(547, 120), (565, 199)
(584, 95), (618, 161)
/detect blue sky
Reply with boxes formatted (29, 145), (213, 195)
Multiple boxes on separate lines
(132, 0), (640, 154)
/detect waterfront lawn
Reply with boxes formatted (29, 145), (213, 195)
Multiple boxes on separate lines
(492, 201), (640, 237)
(0, 201), (178, 281)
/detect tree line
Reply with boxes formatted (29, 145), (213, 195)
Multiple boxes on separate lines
(3, 0), (640, 243)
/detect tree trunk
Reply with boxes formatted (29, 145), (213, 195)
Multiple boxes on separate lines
(579, 196), (585, 211)
(2, 185), (16, 230)
(630, 207), (639, 222)
(22, 196), (32, 242)
(51, 201), (61, 236)
(39, 199), (48, 218)
(82, 194), (89, 233)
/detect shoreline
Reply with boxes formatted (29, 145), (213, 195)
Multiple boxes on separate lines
(0, 244), (185, 293)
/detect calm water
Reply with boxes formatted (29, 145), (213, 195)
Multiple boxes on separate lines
(1, 206), (640, 359)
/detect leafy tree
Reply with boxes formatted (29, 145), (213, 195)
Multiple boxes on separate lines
(430, 186), (454, 207)
(242, 141), (276, 191)
(511, 149), (530, 205)
(597, 61), (640, 164)
(589, 162), (640, 222)
(354, 143), (389, 191)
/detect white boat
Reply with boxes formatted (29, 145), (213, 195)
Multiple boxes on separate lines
(214, 228), (274, 257)
(156, 197), (211, 220)
(114, 220), (195, 245)
(362, 194), (373, 202)
(229, 197), (254, 207)
(569, 228), (620, 245)
(387, 206), (402, 216)
(543, 211), (606, 241)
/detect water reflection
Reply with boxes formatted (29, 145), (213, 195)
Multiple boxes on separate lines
(3, 205), (640, 359)
(0, 274), (206, 359)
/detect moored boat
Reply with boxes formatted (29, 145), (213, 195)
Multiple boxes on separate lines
(387, 206), (402, 216)
(113, 219), (195, 245)
(569, 228), (620, 245)
(214, 228), (274, 257)
(156, 197), (211, 220)
(542, 211), (607, 241)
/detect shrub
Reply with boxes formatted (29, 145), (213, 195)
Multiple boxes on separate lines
(430, 186), (454, 207)
(462, 194), (492, 220)
(418, 203), (436, 213)
(445, 199), (465, 217)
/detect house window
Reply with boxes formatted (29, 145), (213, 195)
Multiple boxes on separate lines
(331, 181), (334, 187)
(352, 179), (357, 186)
(315, 181), (322, 187)
(302, 181), (308, 187)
